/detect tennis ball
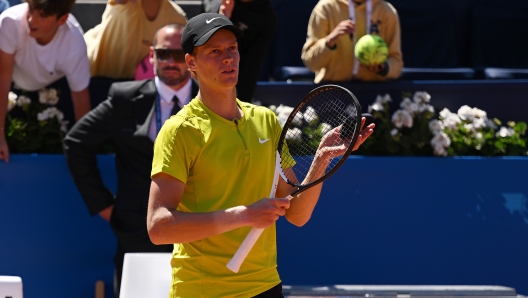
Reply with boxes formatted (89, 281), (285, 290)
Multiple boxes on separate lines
(354, 34), (388, 65)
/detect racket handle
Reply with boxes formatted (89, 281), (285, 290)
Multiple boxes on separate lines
(226, 227), (264, 273)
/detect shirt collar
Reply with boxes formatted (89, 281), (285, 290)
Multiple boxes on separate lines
(154, 76), (192, 106)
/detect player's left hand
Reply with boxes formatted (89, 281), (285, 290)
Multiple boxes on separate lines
(353, 117), (375, 150)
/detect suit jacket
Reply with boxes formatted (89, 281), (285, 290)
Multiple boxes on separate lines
(63, 79), (199, 252)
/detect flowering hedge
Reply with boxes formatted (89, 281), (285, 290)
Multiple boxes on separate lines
(355, 92), (527, 156)
(6, 89), (68, 153)
(267, 91), (527, 157)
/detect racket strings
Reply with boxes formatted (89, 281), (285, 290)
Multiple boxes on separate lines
(280, 87), (360, 186)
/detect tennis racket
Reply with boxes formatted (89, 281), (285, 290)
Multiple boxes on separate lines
(226, 84), (372, 273)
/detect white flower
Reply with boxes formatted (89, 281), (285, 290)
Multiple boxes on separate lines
(457, 105), (474, 121)
(431, 131), (451, 147)
(443, 113), (461, 130)
(413, 91), (431, 103)
(276, 104), (293, 116)
(304, 106), (319, 126)
(391, 109), (413, 128)
(433, 144), (448, 156)
(400, 97), (419, 115)
(38, 89), (49, 104)
(320, 123), (332, 136)
(474, 132), (483, 139)
(368, 94), (392, 112)
(292, 111), (303, 127)
(431, 132), (451, 156)
(38, 88), (60, 105)
(464, 123), (475, 132)
(268, 105), (277, 113)
(428, 119), (443, 134)
(368, 102), (384, 112)
(285, 127), (303, 145)
(47, 88), (59, 105)
(253, 100), (262, 106)
(37, 109), (51, 121)
(439, 108), (452, 119)
(275, 104), (297, 127)
(277, 113), (289, 127)
(37, 107), (63, 122)
(60, 120), (69, 133)
(376, 94), (392, 104)
(345, 104), (357, 116)
(7, 94), (17, 112)
(497, 126), (514, 138)
(9, 91), (18, 101)
(390, 128), (398, 136)
(472, 107), (487, 119)
(417, 103), (434, 114)
(17, 95), (31, 107)
(472, 117), (487, 129)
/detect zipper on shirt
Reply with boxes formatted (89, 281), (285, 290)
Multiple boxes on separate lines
(233, 119), (249, 156)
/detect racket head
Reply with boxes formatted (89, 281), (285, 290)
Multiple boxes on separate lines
(276, 85), (362, 193)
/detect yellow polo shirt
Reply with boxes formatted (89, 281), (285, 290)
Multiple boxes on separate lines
(152, 98), (283, 297)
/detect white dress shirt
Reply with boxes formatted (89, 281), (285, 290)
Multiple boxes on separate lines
(148, 77), (193, 141)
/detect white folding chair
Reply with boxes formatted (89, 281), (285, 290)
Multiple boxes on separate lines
(119, 253), (172, 298)
(0, 276), (23, 298)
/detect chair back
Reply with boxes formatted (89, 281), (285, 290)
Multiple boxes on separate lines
(0, 276), (23, 298)
(120, 253), (173, 298)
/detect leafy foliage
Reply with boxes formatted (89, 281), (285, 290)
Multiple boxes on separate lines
(6, 90), (68, 154)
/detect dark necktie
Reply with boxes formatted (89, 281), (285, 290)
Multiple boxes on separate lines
(170, 95), (181, 115)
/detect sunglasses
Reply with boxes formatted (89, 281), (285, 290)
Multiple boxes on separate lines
(154, 48), (186, 62)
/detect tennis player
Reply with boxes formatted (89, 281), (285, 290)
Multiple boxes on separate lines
(147, 13), (374, 297)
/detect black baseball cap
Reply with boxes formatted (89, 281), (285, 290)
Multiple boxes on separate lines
(181, 13), (243, 54)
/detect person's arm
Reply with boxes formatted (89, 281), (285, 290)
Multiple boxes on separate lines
(147, 172), (291, 245)
(0, 49), (14, 162)
(218, 0), (234, 19)
(380, 5), (403, 79)
(70, 87), (91, 121)
(280, 118), (375, 227)
(302, 3), (355, 73)
(63, 91), (117, 218)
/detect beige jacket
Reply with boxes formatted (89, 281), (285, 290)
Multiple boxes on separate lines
(84, 0), (187, 79)
(302, 0), (403, 83)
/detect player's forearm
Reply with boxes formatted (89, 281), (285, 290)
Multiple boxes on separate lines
(286, 182), (322, 227)
(147, 205), (250, 245)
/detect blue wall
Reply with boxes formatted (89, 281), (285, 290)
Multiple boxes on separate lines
(1, 155), (527, 297)
(0, 155), (116, 298)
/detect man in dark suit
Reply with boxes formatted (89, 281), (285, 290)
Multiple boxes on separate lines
(63, 23), (198, 297)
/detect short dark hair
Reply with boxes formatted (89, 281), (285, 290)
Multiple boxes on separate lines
(152, 23), (186, 47)
(26, 0), (76, 18)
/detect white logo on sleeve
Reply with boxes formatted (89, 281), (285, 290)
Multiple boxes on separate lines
(259, 138), (270, 144)
(206, 17), (221, 24)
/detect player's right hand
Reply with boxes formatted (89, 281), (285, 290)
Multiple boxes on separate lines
(245, 198), (290, 229)
(326, 20), (355, 48)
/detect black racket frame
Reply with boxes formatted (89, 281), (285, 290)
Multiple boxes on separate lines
(276, 84), (363, 196)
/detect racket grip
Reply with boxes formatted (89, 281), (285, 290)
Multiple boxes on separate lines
(226, 227), (264, 273)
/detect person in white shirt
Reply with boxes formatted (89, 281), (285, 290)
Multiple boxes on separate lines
(0, 0), (91, 162)
(62, 23), (198, 297)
